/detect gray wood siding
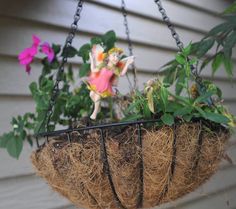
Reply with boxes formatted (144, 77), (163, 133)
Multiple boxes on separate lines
(0, 0), (235, 209)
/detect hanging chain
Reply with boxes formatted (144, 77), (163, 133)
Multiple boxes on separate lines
(154, 0), (210, 101)
(154, 0), (184, 50)
(36, 0), (84, 140)
(121, 0), (138, 90)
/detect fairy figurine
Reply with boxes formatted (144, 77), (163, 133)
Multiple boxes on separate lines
(88, 44), (134, 120)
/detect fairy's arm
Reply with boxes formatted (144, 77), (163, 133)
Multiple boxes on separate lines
(120, 56), (135, 76)
(89, 52), (100, 72)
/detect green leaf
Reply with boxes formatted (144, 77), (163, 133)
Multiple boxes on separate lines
(161, 113), (174, 126)
(162, 66), (178, 85)
(183, 43), (192, 56)
(190, 42), (201, 54)
(224, 31), (236, 58)
(175, 70), (185, 95)
(208, 22), (233, 36)
(174, 107), (193, 117)
(102, 30), (117, 51)
(175, 53), (186, 65)
(216, 87), (222, 99)
(170, 93), (192, 106)
(79, 63), (90, 77)
(183, 114), (192, 122)
(34, 120), (46, 134)
(91, 37), (103, 45)
(160, 59), (177, 69)
(195, 106), (207, 118)
(200, 57), (213, 71)
(194, 91), (214, 104)
(122, 114), (143, 122)
(6, 135), (23, 159)
(62, 46), (78, 58)
(160, 85), (168, 111)
(78, 44), (91, 62)
(143, 104), (152, 119)
(27, 136), (33, 147)
(185, 63), (190, 77)
(40, 77), (54, 92)
(212, 52), (224, 76)
(196, 39), (215, 58)
(165, 102), (182, 113)
(204, 112), (230, 124)
(224, 15), (236, 22)
(67, 63), (74, 82)
(223, 2), (236, 14)
(52, 44), (61, 55)
(29, 82), (38, 96)
(0, 132), (13, 148)
(223, 55), (233, 77)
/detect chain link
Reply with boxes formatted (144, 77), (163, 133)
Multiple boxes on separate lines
(121, 0), (137, 90)
(153, 0), (210, 102)
(154, 0), (184, 50)
(36, 0), (84, 141)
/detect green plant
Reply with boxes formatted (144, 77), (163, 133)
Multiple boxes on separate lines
(124, 43), (235, 128)
(125, 4), (236, 128)
(0, 31), (118, 158)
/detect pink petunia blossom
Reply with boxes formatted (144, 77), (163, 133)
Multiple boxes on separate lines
(41, 42), (55, 62)
(18, 46), (37, 65)
(18, 35), (41, 74)
(32, 35), (40, 47)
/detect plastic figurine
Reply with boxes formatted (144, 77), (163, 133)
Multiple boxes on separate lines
(87, 44), (134, 120)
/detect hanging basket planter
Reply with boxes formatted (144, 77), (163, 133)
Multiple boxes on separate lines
(31, 121), (230, 209)
(0, 0), (234, 208)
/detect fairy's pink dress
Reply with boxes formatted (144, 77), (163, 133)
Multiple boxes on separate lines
(88, 67), (117, 97)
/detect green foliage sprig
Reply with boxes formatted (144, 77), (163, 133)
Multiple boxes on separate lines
(0, 31), (118, 158)
(124, 43), (235, 128)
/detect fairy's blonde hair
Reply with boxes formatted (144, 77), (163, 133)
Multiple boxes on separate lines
(108, 47), (123, 55)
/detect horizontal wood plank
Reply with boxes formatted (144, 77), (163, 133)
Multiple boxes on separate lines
(0, 175), (73, 209)
(88, 0), (224, 33)
(160, 165), (236, 209)
(171, 0), (230, 14)
(0, 13), (204, 56)
(1, 55), (235, 100)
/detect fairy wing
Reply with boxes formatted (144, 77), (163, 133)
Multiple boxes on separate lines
(91, 44), (105, 67)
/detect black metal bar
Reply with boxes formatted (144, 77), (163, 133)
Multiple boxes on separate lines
(67, 132), (72, 143)
(170, 125), (177, 178)
(136, 123), (144, 208)
(99, 128), (126, 209)
(36, 136), (40, 148)
(156, 125), (177, 204)
(36, 119), (160, 138)
(193, 123), (203, 171)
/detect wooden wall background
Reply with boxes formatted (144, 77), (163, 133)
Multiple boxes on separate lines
(0, 0), (235, 209)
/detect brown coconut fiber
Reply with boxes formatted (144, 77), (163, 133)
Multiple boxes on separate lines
(31, 122), (230, 209)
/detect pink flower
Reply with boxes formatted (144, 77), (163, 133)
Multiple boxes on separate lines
(41, 42), (55, 62)
(18, 46), (37, 74)
(32, 35), (40, 47)
(18, 35), (41, 74)
(18, 47), (37, 65)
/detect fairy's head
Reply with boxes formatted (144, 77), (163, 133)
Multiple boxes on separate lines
(107, 47), (123, 65)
